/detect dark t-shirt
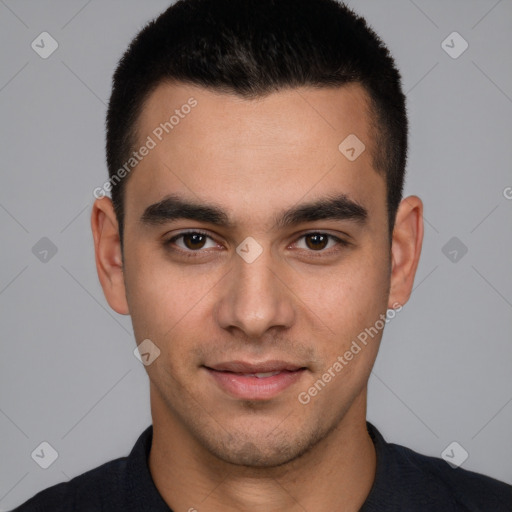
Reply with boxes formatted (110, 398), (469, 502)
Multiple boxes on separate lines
(11, 421), (512, 511)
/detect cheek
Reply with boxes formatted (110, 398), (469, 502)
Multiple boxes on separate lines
(123, 244), (221, 352)
(297, 252), (389, 410)
(349, 263), (389, 320)
(124, 260), (204, 390)
(305, 249), (390, 343)
(123, 245), (188, 340)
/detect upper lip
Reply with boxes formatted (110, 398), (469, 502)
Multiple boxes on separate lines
(205, 360), (306, 373)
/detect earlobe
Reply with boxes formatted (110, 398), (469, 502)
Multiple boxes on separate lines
(90, 197), (130, 315)
(388, 195), (424, 309)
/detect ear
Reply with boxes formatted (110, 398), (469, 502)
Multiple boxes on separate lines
(388, 195), (424, 309)
(90, 197), (130, 315)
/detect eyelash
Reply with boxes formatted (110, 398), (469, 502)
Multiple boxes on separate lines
(163, 230), (350, 257)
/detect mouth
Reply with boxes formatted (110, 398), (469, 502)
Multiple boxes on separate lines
(203, 360), (307, 400)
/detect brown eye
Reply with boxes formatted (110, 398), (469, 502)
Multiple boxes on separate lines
(293, 232), (349, 254)
(304, 233), (329, 251)
(164, 231), (218, 253)
(182, 232), (207, 250)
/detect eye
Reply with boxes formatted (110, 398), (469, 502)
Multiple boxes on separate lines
(293, 232), (349, 253)
(164, 230), (219, 253)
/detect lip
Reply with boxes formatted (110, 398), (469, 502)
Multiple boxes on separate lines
(204, 360), (307, 400)
(207, 360), (304, 373)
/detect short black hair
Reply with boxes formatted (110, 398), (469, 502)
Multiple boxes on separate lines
(106, 0), (408, 250)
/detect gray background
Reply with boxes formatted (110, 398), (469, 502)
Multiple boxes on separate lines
(1, 0), (511, 509)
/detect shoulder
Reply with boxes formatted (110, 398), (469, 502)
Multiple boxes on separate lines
(385, 439), (511, 510)
(363, 422), (512, 511)
(10, 456), (128, 511)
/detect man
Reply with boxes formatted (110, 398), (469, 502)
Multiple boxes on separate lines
(13, 0), (511, 510)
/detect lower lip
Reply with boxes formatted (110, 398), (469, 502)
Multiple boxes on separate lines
(205, 368), (306, 400)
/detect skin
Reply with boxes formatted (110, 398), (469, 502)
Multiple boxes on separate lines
(91, 81), (423, 511)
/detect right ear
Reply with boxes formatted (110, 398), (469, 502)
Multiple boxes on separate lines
(90, 197), (130, 315)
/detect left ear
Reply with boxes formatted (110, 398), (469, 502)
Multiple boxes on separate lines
(388, 195), (424, 308)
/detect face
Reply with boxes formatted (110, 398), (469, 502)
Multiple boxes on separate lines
(93, 82), (420, 468)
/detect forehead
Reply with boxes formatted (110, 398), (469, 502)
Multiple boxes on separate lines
(125, 81), (385, 228)
(137, 81), (375, 154)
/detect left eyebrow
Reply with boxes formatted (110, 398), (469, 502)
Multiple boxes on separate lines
(140, 193), (368, 230)
(272, 193), (368, 229)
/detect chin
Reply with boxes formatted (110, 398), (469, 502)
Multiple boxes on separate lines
(196, 422), (325, 468)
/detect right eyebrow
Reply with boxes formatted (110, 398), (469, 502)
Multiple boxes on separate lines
(140, 194), (235, 229)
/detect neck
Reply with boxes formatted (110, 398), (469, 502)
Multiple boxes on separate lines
(148, 387), (376, 512)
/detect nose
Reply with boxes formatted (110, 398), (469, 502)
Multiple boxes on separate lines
(215, 244), (296, 340)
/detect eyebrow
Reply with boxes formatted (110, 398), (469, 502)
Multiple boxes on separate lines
(140, 193), (368, 230)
